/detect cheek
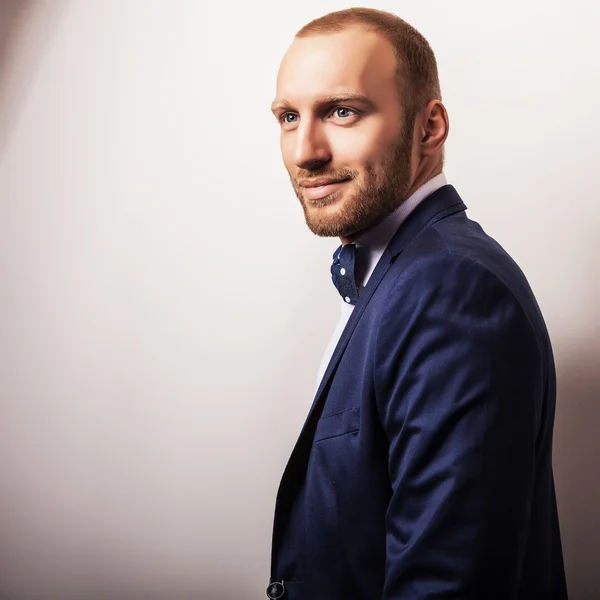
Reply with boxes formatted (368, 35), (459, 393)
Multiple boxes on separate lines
(280, 136), (295, 170)
(340, 139), (374, 164)
(338, 134), (393, 174)
(357, 157), (386, 184)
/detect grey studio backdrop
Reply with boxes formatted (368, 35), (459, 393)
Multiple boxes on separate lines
(0, 1), (598, 599)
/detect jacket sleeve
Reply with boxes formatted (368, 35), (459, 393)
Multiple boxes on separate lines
(373, 252), (543, 599)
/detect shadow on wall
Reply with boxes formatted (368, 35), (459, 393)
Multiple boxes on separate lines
(0, 0), (66, 162)
(555, 336), (600, 600)
(552, 216), (600, 600)
(0, 5), (250, 599)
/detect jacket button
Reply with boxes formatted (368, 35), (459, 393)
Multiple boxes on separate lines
(266, 580), (285, 599)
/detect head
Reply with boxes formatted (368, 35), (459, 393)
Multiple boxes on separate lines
(271, 8), (449, 242)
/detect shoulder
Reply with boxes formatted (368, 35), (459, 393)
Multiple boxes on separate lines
(387, 242), (514, 311)
(375, 240), (543, 357)
(382, 213), (536, 320)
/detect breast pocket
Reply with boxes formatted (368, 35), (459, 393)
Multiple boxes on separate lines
(314, 406), (361, 442)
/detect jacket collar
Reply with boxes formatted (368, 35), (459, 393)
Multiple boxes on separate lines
(385, 184), (466, 259)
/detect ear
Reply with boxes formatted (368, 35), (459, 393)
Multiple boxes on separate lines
(417, 100), (449, 157)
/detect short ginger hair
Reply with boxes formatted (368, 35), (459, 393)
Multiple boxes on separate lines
(296, 7), (442, 122)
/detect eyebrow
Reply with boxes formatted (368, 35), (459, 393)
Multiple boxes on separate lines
(270, 93), (376, 115)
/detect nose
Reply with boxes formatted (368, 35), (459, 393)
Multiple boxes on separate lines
(293, 121), (331, 170)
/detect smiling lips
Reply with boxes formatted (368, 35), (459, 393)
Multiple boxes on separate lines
(300, 178), (351, 201)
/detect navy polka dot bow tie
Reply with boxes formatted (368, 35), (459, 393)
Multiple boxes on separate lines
(331, 243), (359, 305)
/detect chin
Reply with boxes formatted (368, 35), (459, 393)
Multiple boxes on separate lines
(300, 186), (363, 237)
(304, 207), (355, 239)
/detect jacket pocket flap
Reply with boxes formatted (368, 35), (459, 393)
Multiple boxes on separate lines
(314, 406), (360, 442)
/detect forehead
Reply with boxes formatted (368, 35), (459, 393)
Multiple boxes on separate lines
(275, 28), (398, 108)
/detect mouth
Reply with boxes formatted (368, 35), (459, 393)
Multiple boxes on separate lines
(301, 178), (351, 202)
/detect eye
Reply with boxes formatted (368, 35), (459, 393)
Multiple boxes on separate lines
(280, 113), (298, 124)
(331, 107), (356, 119)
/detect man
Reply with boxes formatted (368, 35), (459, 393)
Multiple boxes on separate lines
(267, 7), (567, 600)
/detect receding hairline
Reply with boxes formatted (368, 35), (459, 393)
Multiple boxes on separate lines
(293, 23), (402, 77)
(293, 8), (442, 113)
(273, 28), (401, 115)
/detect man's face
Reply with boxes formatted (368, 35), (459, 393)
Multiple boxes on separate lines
(272, 27), (415, 240)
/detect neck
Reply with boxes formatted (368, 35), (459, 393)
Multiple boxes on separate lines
(405, 159), (443, 201)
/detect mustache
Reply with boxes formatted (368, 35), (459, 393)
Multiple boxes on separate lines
(293, 169), (356, 186)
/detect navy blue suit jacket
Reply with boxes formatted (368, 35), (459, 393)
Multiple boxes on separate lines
(269, 185), (568, 599)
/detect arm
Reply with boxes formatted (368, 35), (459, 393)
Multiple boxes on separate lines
(374, 253), (542, 599)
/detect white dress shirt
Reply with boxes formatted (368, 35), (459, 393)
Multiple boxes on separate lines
(315, 172), (448, 391)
